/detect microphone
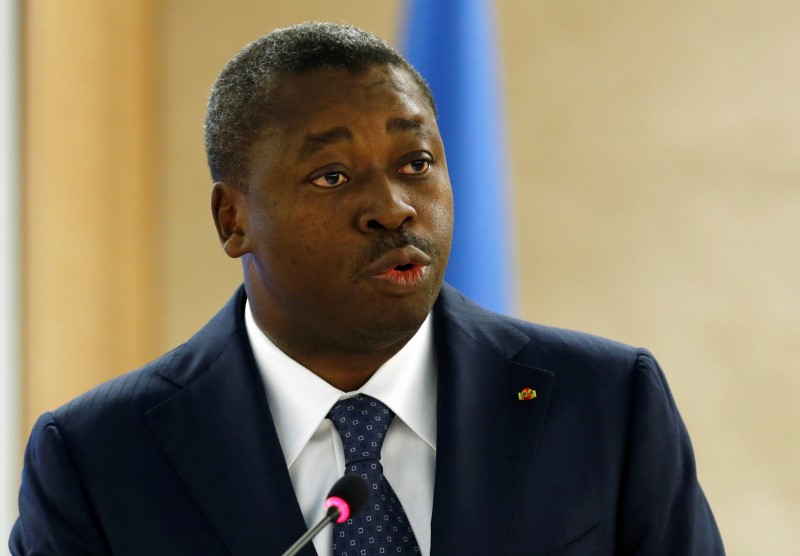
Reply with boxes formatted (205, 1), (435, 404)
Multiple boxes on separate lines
(280, 474), (370, 556)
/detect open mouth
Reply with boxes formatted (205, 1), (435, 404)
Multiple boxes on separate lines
(364, 245), (432, 290)
(374, 263), (427, 288)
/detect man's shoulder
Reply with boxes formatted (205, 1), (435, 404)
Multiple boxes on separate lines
(48, 287), (248, 433)
(436, 283), (641, 371)
(51, 344), (185, 428)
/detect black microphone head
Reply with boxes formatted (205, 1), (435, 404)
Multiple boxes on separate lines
(327, 474), (370, 516)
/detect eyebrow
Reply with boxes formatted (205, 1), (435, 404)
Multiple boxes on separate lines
(385, 117), (428, 136)
(298, 126), (353, 160)
(297, 117), (432, 161)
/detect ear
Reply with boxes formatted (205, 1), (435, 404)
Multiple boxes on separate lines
(211, 182), (249, 258)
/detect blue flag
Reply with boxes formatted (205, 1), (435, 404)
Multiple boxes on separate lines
(400, 0), (514, 313)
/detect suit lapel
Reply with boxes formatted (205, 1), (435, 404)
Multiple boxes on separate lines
(141, 285), (553, 556)
(146, 290), (314, 556)
(430, 287), (555, 555)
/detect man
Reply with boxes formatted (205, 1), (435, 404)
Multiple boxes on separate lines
(11, 22), (724, 555)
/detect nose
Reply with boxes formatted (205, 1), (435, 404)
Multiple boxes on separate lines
(356, 174), (417, 233)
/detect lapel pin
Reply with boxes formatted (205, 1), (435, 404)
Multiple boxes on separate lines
(518, 387), (537, 401)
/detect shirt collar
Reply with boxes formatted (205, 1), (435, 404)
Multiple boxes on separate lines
(245, 301), (437, 468)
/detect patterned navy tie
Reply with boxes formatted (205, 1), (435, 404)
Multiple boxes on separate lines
(327, 394), (421, 555)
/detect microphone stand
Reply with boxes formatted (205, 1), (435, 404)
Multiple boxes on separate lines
(280, 506), (339, 556)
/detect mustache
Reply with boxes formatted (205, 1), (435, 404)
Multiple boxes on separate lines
(363, 229), (439, 264)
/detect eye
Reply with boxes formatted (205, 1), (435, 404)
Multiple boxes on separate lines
(309, 171), (349, 188)
(397, 159), (430, 175)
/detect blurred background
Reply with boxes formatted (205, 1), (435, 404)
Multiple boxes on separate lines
(2, 1), (798, 553)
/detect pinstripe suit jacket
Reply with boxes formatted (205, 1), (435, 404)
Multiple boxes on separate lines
(10, 284), (723, 555)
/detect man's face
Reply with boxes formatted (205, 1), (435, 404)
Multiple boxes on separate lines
(235, 64), (453, 355)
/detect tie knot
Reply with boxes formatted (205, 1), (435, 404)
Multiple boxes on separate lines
(327, 394), (395, 465)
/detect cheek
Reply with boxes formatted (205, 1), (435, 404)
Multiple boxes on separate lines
(283, 215), (344, 271)
(420, 188), (454, 243)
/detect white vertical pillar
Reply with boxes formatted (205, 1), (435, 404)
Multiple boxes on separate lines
(0, 0), (21, 542)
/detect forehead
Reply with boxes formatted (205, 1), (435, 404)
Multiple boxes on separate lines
(265, 64), (437, 139)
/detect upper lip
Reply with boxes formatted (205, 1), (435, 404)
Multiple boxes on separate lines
(364, 245), (432, 275)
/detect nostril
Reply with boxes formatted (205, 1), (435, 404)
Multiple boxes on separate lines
(367, 219), (384, 230)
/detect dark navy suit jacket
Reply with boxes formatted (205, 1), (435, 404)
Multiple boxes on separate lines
(11, 285), (724, 555)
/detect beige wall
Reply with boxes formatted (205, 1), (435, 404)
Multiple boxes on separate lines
(22, 1), (161, 429)
(22, 1), (800, 554)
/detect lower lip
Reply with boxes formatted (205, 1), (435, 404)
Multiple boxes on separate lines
(371, 265), (429, 291)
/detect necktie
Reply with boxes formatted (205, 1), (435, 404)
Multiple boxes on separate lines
(327, 394), (421, 555)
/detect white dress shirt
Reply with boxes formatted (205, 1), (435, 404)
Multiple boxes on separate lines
(244, 302), (437, 556)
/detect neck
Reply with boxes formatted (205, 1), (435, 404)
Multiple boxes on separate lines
(287, 350), (401, 392)
(259, 328), (414, 391)
(247, 301), (417, 391)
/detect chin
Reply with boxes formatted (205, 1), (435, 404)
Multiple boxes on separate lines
(344, 293), (436, 351)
